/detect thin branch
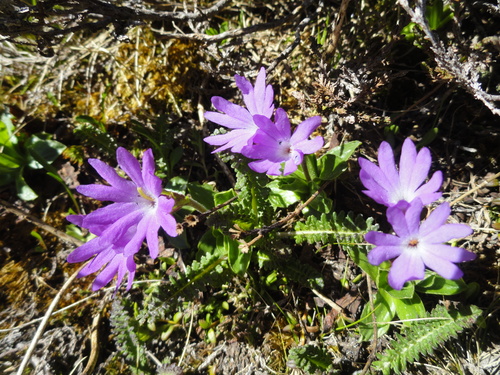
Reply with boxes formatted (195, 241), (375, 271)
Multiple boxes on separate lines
(0, 198), (84, 247)
(16, 263), (86, 375)
(397, 0), (500, 116)
(242, 181), (331, 238)
(450, 171), (500, 207)
(152, 17), (289, 43)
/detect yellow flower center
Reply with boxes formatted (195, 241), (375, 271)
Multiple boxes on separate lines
(137, 187), (155, 202)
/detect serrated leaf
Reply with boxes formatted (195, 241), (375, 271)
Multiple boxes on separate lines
(372, 304), (482, 375)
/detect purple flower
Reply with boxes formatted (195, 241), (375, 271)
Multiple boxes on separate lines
(204, 67), (275, 153)
(241, 108), (324, 176)
(365, 199), (475, 290)
(66, 147), (178, 290)
(67, 217), (138, 291)
(359, 138), (443, 207)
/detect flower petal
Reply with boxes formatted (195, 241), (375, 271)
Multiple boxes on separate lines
(204, 128), (257, 153)
(81, 202), (140, 229)
(365, 231), (402, 246)
(67, 237), (103, 263)
(368, 245), (403, 265)
(211, 96), (255, 124)
(88, 158), (131, 190)
(157, 196), (178, 237)
(388, 252), (425, 290)
(204, 110), (253, 129)
(421, 223), (473, 243)
(290, 116), (322, 144)
(413, 170), (443, 205)
(117, 147), (144, 187)
(359, 158), (394, 193)
(386, 204), (411, 238)
(398, 138), (417, 186)
(419, 202), (451, 237)
(146, 218), (161, 259)
(293, 136), (324, 155)
(141, 149), (162, 197)
(77, 184), (137, 202)
(420, 251), (464, 279)
(91, 255), (122, 291)
(377, 141), (399, 190)
(423, 244), (476, 263)
(408, 146), (431, 191)
(78, 247), (115, 276)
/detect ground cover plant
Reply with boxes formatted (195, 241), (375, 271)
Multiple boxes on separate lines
(0, 0), (499, 374)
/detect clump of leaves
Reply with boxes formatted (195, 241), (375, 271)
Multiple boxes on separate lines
(287, 344), (334, 374)
(0, 111), (67, 200)
(372, 304), (482, 375)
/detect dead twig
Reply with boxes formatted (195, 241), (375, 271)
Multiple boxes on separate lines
(16, 263), (87, 375)
(0, 198), (84, 247)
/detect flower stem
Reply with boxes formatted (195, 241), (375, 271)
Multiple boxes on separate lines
(301, 158), (311, 181)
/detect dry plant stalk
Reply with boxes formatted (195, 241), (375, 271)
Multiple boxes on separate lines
(397, 0), (500, 116)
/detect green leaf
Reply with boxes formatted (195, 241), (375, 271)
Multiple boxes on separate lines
(214, 189), (237, 206)
(75, 115), (106, 132)
(317, 141), (361, 181)
(164, 176), (187, 194)
(393, 293), (426, 322)
(0, 152), (22, 171)
(372, 304), (482, 375)
(415, 272), (468, 295)
(359, 289), (396, 341)
(0, 111), (18, 147)
(25, 133), (66, 169)
(15, 168), (38, 200)
(303, 153), (319, 180)
(377, 270), (416, 300)
(188, 182), (216, 210)
(226, 235), (251, 276)
(266, 180), (301, 208)
(288, 345), (333, 374)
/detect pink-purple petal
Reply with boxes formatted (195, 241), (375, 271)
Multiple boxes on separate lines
(290, 116), (322, 144)
(91, 255), (121, 291)
(88, 158), (131, 190)
(211, 97), (255, 124)
(398, 138), (417, 185)
(146, 218), (161, 259)
(77, 184), (138, 202)
(204, 111), (253, 129)
(419, 202), (451, 237)
(79, 247), (115, 277)
(67, 237), (103, 263)
(424, 244), (476, 263)
(386, 205), (411, 238)
(81, 202), (140, 229)
(359, 158), (394, 193)
(388, 252), (426, 290)
(377, 142), (399, 190)
(293, 136), (324, 155)
(420, 251), (464, 280)
(413, 170), (443, 205)
(421, 223), (473, 244)
(117, 147), (144, 187)
(365, 231), (401, 246)
(204, 128), (257, 153)
(408, 147), (432, 191)
(368, 245), (403, 265)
